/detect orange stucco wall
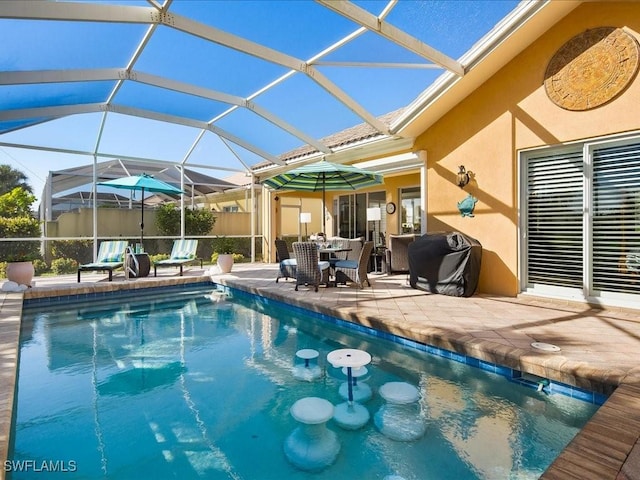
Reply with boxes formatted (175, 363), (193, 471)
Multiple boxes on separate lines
(48, 208), (252, 238)
(414, 2), (640, 296)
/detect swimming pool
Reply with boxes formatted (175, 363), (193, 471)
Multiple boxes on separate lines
(9, 285), (601, 479)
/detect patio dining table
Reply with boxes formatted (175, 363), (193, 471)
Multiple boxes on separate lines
(318, 246), (351, 258)
(319, 246), (352, 286)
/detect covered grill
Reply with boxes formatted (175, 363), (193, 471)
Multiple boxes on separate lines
(408, 232), (482, 297)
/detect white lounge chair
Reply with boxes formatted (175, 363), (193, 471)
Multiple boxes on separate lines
(153, 239), (201, 276)
(77, 240), (128, 282)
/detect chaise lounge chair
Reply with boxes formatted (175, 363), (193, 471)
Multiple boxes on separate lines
(153, 239), (201, 276)
(77, 240), (128, 282)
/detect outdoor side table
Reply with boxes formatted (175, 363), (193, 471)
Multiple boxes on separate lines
(128, 253), (150, 278)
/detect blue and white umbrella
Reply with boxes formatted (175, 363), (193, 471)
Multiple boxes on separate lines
(98, 174), (184, 249)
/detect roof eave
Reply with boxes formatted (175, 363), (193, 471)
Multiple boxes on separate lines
(391, 0), (582, 137)
(253, 135), (414, 181)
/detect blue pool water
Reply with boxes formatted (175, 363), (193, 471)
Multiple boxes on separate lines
(10, 286), (600, 479)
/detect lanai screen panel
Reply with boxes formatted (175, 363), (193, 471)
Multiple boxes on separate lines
(0, 0), (518, 172)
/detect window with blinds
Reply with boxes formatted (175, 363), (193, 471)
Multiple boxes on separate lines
(526, 149), (584, 289)
(592, 142), (640, 294)
(524, 136), (640, 299)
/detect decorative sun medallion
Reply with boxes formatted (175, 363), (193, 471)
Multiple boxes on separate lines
(544, 27), (640, 111)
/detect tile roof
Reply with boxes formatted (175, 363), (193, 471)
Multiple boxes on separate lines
(252, 107), (406, 171)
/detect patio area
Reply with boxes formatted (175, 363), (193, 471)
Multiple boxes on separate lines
(1, 262), (639, 479)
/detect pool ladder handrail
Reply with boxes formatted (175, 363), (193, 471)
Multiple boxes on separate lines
(124, 245), (139, 280)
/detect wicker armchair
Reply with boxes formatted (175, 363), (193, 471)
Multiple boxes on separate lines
(275, 239), (296, 282)
(335, 241), (374, 288)
(386, 234), (420, 274)
(292, 242), (330, 292)
(347, 237), (364, 261)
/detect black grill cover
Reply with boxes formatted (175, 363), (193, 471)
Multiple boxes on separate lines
(408, 232), (482, 297)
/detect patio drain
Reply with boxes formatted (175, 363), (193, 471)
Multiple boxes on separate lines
(531, 342), (561, 352)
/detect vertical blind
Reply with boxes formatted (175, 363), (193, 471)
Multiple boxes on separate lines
(526, 149), (584, 288)
(525, 138), (640, 297)
(592, 142), (640, 294)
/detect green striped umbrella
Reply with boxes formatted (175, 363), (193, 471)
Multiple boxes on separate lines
(263, 160), (383, 233)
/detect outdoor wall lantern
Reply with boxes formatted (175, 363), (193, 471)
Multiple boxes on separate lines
(456, 165), (474, 188)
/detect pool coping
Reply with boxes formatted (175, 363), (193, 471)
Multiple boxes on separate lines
(0, 292), (22, 480)
(1, 273), (639, 479)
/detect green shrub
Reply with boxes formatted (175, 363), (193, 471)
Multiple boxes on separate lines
(209, 237), (253, 262)
(197, 240), (214, 261)
(0, 187), (36, 217)
(236, 253), (248, 263)
(140, 238), (159, 257)
(32, 258), (49, 275)
(51, 240), (93, 264)
(155, 204), (216, 236)
(226, 236), (252, 258)
(0, 186), (41, 262)
(212, 237), (235, 254)
(51, 258), (78, 274)
(211, 252), (245, 263)
(149, 253), (169, 264)
(0, 217), (41, 262)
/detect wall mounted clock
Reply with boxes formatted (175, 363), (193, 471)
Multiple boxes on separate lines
(386, 202), (396, 214)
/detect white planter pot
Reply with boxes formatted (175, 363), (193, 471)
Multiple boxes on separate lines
(6, 261), (35, 287)
(217, 254), (234, 273)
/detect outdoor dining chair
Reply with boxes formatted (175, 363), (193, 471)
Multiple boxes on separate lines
(292, 242), (330, 292)
(334, 241), (374, 288)
(275, 239), (296, 282)
(77, 240), (129, 282)
(153, 239), (201, 276)
(347, 237), (364, 262)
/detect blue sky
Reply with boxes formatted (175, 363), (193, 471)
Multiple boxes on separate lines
(0, 0), (519, 205)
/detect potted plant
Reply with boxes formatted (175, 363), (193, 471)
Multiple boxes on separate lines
(214, 237), (235, 273)
(1, 186), (41, 287)
(4, 249), (39, 287)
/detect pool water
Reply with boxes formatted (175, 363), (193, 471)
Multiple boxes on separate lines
(10, 287), (599, 479)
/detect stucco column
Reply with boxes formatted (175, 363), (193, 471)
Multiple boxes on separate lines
(415, 149), (427, 234)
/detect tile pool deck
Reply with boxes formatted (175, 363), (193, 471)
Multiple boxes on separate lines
(1, 263), (639, 479)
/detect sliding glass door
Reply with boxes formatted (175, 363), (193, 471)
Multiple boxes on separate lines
(522, 135), (640, 304)
(400, 187), (421, 234)
(334, 191), (386, 242)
